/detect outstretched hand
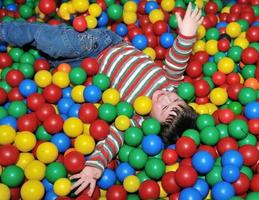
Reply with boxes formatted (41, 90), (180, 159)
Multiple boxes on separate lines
(175, 3), (204, 37)
(70, 166), (102, 197)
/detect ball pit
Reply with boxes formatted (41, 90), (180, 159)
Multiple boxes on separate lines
(0, 0), (259, 199)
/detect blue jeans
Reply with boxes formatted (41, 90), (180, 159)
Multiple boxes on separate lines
(0, 22), (123, 67)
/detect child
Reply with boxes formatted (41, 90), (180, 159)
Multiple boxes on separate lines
(0, 3), (203, 196)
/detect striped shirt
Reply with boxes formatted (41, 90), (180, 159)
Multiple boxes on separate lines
(85, 33), (196, 171)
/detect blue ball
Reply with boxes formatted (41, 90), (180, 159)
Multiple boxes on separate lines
(193, 178), (209, 198)
(222, 165), (240, 183)
(115, 162), (135, 182)
(19, 79), (37, 97)
(222, 150), (243, 169)
(84, 85), (102, 103)
(145, 1), (159, 14)
(116, 23), (128, 37)
(42, 178), (53, 192)
(97, 168), (116, 189)
(167, 144), (176, 150)
(192, 151), (215, 174)
(67, 103), (80, 117)
(62, 87), (72, 98)
(60, 114), (68, 121)
(244, 102), (259, 120)
(6, 3), (17, 11)
(141, 135), (163, 156)
(44, 190), (57, 200)
(179, 188), (202, 200)
(212, 181), (235, 200)
(132, 34), (148, 50)
(0, 42), (7, 52)
(216, 21), (228, 29)
(51, 133), (71, 153)
(160, 33), (174, 48)
(57, 98), (74, 115)
(98, 12), (109, 27)
(0, 116), (17, 130)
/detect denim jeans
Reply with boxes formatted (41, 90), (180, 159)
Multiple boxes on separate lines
(0, 22), (123, 67)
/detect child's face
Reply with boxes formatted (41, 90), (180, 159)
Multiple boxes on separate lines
(150, 90), (186, 123)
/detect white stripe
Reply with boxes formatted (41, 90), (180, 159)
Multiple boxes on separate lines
(146, 76), (167, 97)
(108, 134), (120, 151)
(111, 126), (123, 142)
(103, 143), (113, 158)
(173, 42), (192, 54)
(86, 160), (104, 170)
(99, 47), (121, 73)
(168, 49), (190, 63)
(165, 59), (187, 70)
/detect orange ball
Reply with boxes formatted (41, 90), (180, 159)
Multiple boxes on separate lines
(244, 78), (259, 90)
(57, 63), (71, 73)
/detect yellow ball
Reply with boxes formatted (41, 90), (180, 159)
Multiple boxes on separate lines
(85, 15), (98, 29)
(67, 1), (76, 14)
(123, 175), (140, 193)
(124, 1), (137, 12)
(52, 71), (70, 88)
(188, 102), (198, 110)
(193, 40), (206, 53)
(25, 160), (46, 180)
(123, 11), (137, 25)
(83, 123), (91, 135)
(217, 57), (235, 74)
(14, 131), (36, 152)
(0, 183), (11, 200)
(21, 180), (45, 200)
(71, 85), (85, 103)
(58, 3), (70, 20)
(53, 178), (71, 197)
(74, 134), (95, 155)
(195, 0), (204, 9)
(205, 40), (218, 55)
(209, 87), (228, 106)
(63, 117), (84, 137)
(16, 153), (35, 170)
(205, 103), (218, 115)
(196, 104), (209, 114)
(149, 9), (164, 24)
(234, 37), (249, 49)
(34, 70), (52, 88)
(102, 88), (120, 105)
(166, 163), (179, 172)
(143, 47), (156, 60)
(158, 181), (167, 198)
(239, 32), (246, 38)
(88, 3), (102, 17)
(197, 25), (206, 40)
(0, 125), (16, 144)
(115, 115), (131, 131)
(221, 6), (230, 14)
(36, 142), (58, 164)
(72, 0), (89, 13)
(161, 0), (175, 12)
(100, 189), (107, 197)
(226, 22), (241, 38)
(133, 96), (152, 115)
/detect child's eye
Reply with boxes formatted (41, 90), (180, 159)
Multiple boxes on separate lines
(162, 105), (169, 111)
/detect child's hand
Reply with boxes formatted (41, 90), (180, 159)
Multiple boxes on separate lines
(70, 166), (102, 196)
(176, 3), (204, 37)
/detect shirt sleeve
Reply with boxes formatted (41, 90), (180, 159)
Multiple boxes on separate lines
(163, 33), (196, 83)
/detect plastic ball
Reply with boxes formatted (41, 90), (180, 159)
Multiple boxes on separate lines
(244, 102), (259, 119)
(149, 9), (164, 24)
(141, 135), (163, 156)
(43, 114), (64, 134)
(106, 185), (127, 200)
(53, 178), (71, 196)
(229, 119), (248, 140)
(39, 0), (56, 15)
(88, 3), (102, 17)
(176, 136), (197, 158)
(179, 188), (202, 200)
(177, 82), (195, 101)
(63, 117), (83, 137)
(209, 87), (228, 106)
(63, 150), (85, 174)
(139, 180), (160, 200)
(145, 1), (158, 14)
(132, 34), (148, 50)
(232, 173), (250, 195)
(0, 144), (19, 166)
(107, 4), (123, 21)
(218, 57), (235, 74)
(97, 168), (116, 189)
(98, 103), (117, 122)
(226, 22), (241, 38)
(193, 178), (209, 198)
(14, 131), (36, 152)
(102, 88), (120, 105)
(128, 148), (148, 170)
(124, 127), (143, 147)
(1, 165), (24, 187)
(241, 47), (258, 64)
(71, 85), (85, 103)
(145, 158), (165, 180)
(238, 87), (257, 105)
(43, 84), (62, 104)
(0, 125), (16, 144)
(239, 145), (259, 166)
(123, 175), (140, 193)
(222, 165), (240, 183)
(160, 33), (174, 48)
(205, 40), (218, 55)
(51, 133), (70, 153)
(90, 119), (109, 141)
(79, 103), (98, 123)
(24, 160), (46, 180)
(211, 181), (235, 200)
(52, 71), (70, 88)
(72, 0), (89, 13)
(45, 162), (67, 183)
(115, 115), (130, 131)
(222, 150), (243, 168)
(175, 165), (198, 188)
(19, 79), (37, 97)
(74, 134), (95, 155)
(133, 96), (152, 115)
(81, 57), (99, 76)
(0, 183), (10, 200)
(34, 70), (52, 88)
(6, 69), (24, 87)
(123, 11), (137, 25)
(192, 151), (215, 174)
(36, 142), (58, 163)
(21, 180), (45, 200)
(84, 85), (102, 103)
(161, 0), (174, 12)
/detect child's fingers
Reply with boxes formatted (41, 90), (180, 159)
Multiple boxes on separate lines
(185, 2), (192, 17)
(71, 179), (83, 190)
(191, 6), (199, 18)
(74, 181), (89, 195)
(88, 181), (96, 196)
(196, 9), (202, 19)
(198, 17), (204, 25)
(175, 12), (183, 27)
(70, 174), (81, 180)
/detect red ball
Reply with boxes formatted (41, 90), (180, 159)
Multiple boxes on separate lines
(195, 96), (210, 104)
(194, 79), (210, 97)
(198, 145), (219, 159)
(84, 77), (93, 86)
(8, 87), (23, 101)
(17, 113), (38, 132)
(48, 19), (62, 26)
(175, 165), (198, 188)
(36, 103), (56, 122)
(90, 119), (110, 141)
(106, 185), (127, 200)
(206, 14), (217, 27)
(180, 158), (193, 167)
(0, 87), (7, 105)
(43, 84), (62, 104)
(39, 0), (56, 15)
(137, 0), (146, 15)
(73, 16), (87, 32)
(191, 51), (209, 64)
(218, 38), (230, 52)
(0, 144), (19, 166)
(162, 148), (178, 165)
(239, 145), (259, 166)
(76, 185), (100, 200)
(153, 20), (168, 36)
(227, 13), (240, 23)
(226, 73), (240, 85)
(233, 173), (250, 195)
(27, 93), (45, 111)
(139, 15), (150, 28)
(246, 26), (259, 42)
(107, 159), (118, 170)
(43, 114), (63, 134)
(143, 23), (153, 35)
(0, 53), (12, 69)
(186, 60), (202, 78)
(230, 4), (242, 14)
(154, 45), (166, 60)
(169, 193), (180, 200)
(146, 33), (157, 48)
(212, 71), (226, 86)
(10, 187), (20, 200)
(64, 151), (85, 174)
(139, 180), (160, 200)
(250, 174), (259, 191)
(79, 103), (98, 124)
(248, 119), (259, 135)
(96, 0), (106, 10)
(128, 28), (143, 40)
(161, 171), (181, 194)
(205, 1), (218, 14)
(81, 58), (99, 76)
(6, 69), (24, 87)
(240, 11), (255, 25)
(176, 136), (197, 158)
(217, 137), (239, 155)
(34, 59), (50, 72)
(241, 47), (258, 64)
(219, 109), (235, 124)
(227, 83), (243, 100)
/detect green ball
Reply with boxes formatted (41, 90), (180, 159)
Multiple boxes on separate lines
(200, 126), (220, 145)
(3, 0), (14, 7)
(98, 103), (117, 122)
(120, 0), (128, 4)
(228, 119), (248, 140)
(177, 82), (195, 101)
(124, 127), (143, 147)
(116, 101), (134, 118)
(1, 67), (12, 80)
(118, 145), (134, 162)
(230, 197), (244, 200)
(107, 4), (123, 21)
(227, 46), (242, 62)
(203, 62), (217, 77)
(142, 118), (161, 135)
(241, 65), (256, 79)
(182, 129), (200, 146)
(252, 5), (259, 16)
(127, 194), (140, 200)
(36, 125), (52, 141)
(9, 48), (24, 62)
(28, 49), (41, 59)
(238, 133), (257, 147)
(196, 114), (215, 130)
(213, 0), (223, 11)
(237, 19), (249, 32)
(8, 101), (27, 118)
(249, 42), (259, 52)
(153, 150), (163, 159)
(205, 166), (223, 186)
(11, 63), (20, 70)
(214, 52), (226, 64)
(19, 4), (34, 19)
(137, 171), (150, 183)
(69, 67), (87, 85)
(93, 73), (110, 91)
(206, 28), (220, 40)
(20, 52), (35, 65)
(215, 157), (222, 166)
(105, 0), (115, 7)
(0, 106), (8, 120)
(169, 14), (178, 29)
(238, 87), (257, 105)
(202, 76), (215, 89)
(0, 80), (12, 93)
(45, 162), (67, 183)
(228, 101), (243, 115)
(129, 148), (148, 170)
(240, 166), (253, 180)
(18, 63), (34, 79)
(1, 16), (14, 22)
(216, 124), (229, 139)
(1, 165), (24, 187)
(246, 192), (259, 200)
(145, 158), (165, 180)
